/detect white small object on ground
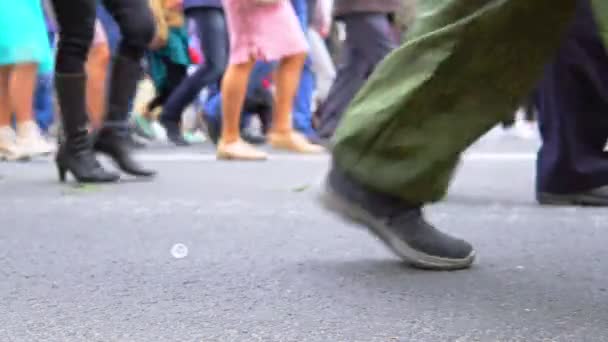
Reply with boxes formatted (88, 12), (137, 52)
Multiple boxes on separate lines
(171, 243), (189, 259)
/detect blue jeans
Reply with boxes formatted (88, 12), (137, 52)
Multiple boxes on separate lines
(291, 0), (315, 136)
(35, 73), (55, 132)
(35, 32), (56, 132)
(161, 7), (228, 122)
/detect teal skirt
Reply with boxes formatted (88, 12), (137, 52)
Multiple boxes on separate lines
(0, 0), (53, 73)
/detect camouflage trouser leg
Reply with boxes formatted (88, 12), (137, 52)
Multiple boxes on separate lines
(332, 0), (578, 204)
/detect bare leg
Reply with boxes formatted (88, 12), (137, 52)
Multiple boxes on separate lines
(269, 53), (323, 153)
(217, 60), (267, 160)
(272, 53), (305, 133)
(220, 60), (255, 143)
(10, 63), (38, 124)
(86, 42), (111, 129)
(0, 65), (28, 160)
(0, 66), (11, 127)
(11, 63), (55, 156)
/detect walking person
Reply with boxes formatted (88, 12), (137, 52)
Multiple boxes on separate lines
(217, 0), (324, 160)
(0, 0), (55, 161)
(320, 0), (583, 270)
(50, 0), (156, 183)
(157, 0), (228, 146)
(138, 0), (191, 143)
(315, 0), (405, 140)
(536, 0), (608, 205)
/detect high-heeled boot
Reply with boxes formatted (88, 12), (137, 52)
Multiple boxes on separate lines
(94, 55), (156, 177)
(54, 74), (120, 183)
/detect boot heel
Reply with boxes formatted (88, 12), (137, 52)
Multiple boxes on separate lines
(57, 164), (67, 183)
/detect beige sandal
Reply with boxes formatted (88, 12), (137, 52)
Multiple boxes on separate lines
(217, 139), (268, 161)
(268, 131), (324, 154)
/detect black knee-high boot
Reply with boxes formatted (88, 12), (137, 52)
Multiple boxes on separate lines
(54, 74), (120, 183)
(94, 56), (156, 177)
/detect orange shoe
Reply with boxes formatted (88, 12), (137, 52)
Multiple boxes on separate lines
(268, 131), (324, 154)
(217, 139), (268, 161)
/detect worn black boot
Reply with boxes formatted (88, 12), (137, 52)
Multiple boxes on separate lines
(320, 163), (475, 270)
(54, 74), (120, 184)
(95, 56), (156, 177)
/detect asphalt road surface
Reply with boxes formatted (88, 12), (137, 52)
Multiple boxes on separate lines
(1, 133), (607, 341)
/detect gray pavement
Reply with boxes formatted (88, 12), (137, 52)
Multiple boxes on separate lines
(1, 134), (608, 341)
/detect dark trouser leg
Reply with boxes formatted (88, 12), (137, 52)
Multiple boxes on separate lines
(160, 8), (228, 123)
(51, 0), (119, 183)
(94, 0), (156, 177)
(147, 61), (188, 113)
(316, 13), (395, 139)
(536, 0), (608, 204)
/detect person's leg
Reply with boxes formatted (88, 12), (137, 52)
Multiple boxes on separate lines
(290, 0), (316, 138)
(204, 61), (275, 144)
(136, 60), (187, 140)
(536, 0), (608, 205)
(323, 0), (578, 270)
(217, 59), (268, 160)
(50, 0), (119, 182)
(86, 21), (111, 129)
(268, 52), (324, 153)
(317, 13), (395, 139)
(0, 67), (10, 128)
(10, 63), (38, 125)
(10, 63), (55, 156)
(0, 66), (26, 161)
(96, 0), (156, 177)
(34, 72), (55, 133)
(308, 28), (336, 104)
(161, 8), (228, 129)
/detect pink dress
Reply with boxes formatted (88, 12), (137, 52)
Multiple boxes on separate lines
(223, 0), (308, 65)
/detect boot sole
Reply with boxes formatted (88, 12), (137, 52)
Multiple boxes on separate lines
(537, 192), (608, 206)
(319, 183), (475, 270)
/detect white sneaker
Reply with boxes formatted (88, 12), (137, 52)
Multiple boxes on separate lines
(0, 126), (28, 161)
(16, 121), (56, 157)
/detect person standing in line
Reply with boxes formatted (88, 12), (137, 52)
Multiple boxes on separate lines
(51, 0), (157, 183)
(314, 0), (406, 140)
(217, 0), (324, 160)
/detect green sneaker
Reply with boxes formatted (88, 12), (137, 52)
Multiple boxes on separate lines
(133, 114), (155, 140)
(183, 131), (207, 144)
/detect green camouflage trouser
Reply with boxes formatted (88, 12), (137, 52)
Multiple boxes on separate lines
(332, 0), (578, 204)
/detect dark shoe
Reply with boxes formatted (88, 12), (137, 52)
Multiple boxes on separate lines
(94, 126), (156, 177)
(537, 186), (608, 206)
(160, 118), (190, 146)
(320, 165), (475, 270)
(56, 144), (119, 183)
(202, 111), (220, 145)
(305, 131), (329, 146)
(54, 74), (119, 184)
(98, 55), (156, 177)
(241, 126), (266, 145)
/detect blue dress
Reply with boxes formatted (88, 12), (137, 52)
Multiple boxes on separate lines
(0, 0), (53, 73)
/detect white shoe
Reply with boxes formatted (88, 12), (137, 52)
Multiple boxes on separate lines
(16, 121), (56, 157)
(0, 126), (29, 161)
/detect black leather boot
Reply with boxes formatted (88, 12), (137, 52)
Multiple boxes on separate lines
(54, 74), (120, 184)
(95, 56), (156, 177)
